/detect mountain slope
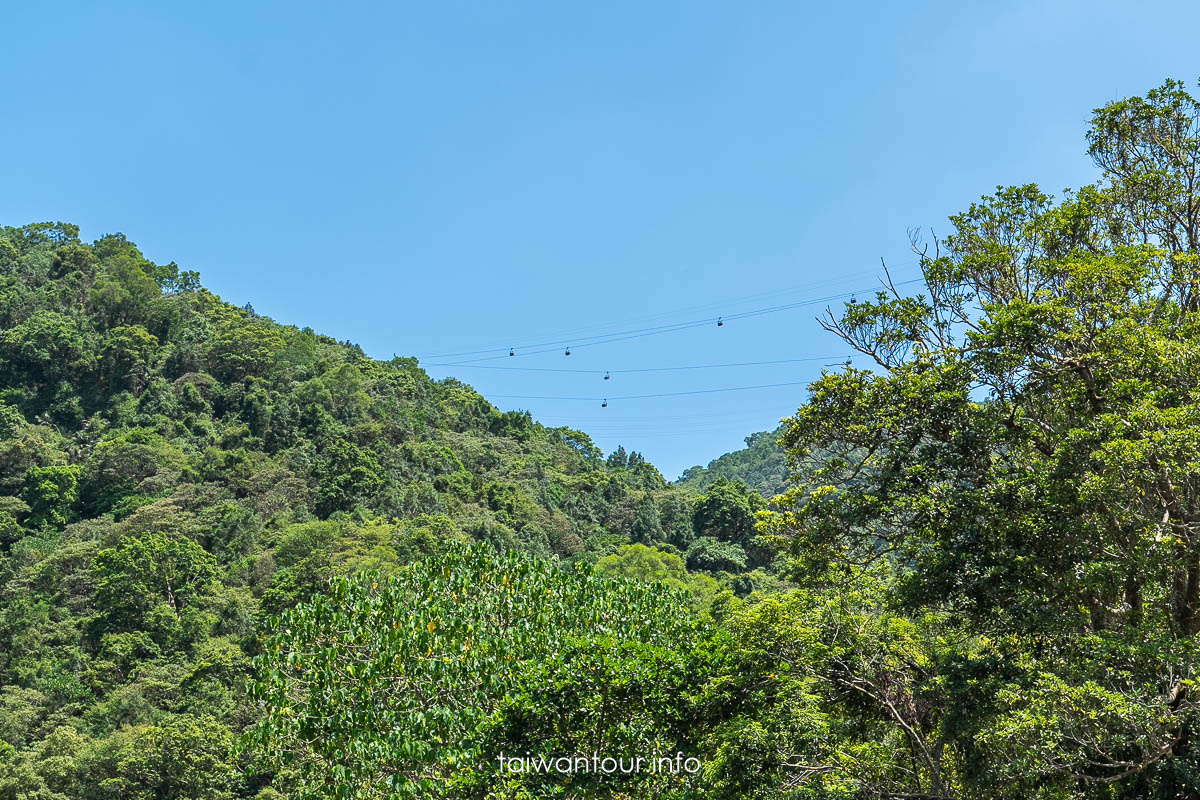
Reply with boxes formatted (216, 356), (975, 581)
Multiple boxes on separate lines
(677, 425), (791, 499)
(0, 222), (743, 798)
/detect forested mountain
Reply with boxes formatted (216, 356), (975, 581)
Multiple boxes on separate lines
(677, 426), (790, 498)
(0, 223), (770, 797)
(5, 78), (1200, 800)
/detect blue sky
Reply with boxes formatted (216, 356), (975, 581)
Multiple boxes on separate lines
(2, 1), (1198, 478)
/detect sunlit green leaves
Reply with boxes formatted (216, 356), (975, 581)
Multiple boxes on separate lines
(248, 542), (715, 799)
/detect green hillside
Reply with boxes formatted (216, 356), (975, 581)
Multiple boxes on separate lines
(0, 223), (773, 798)
(676, 425), (790, 498)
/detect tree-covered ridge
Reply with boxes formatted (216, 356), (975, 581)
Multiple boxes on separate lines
(0, 222), (772, 798)
(0, 221), (711, 562)
(677, 425), (790, 498)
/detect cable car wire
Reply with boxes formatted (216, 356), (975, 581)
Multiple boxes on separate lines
(423, 266), (913, 355)
(423, 355), (849, 373)
(417, 279), (921, 361)
(421, 288), (851, 360)
(489, 379), (816, 403)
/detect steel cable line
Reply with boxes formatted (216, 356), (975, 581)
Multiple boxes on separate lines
(422, 355), (848, 373)
(535, 406), (795, 423)
(424, 289), (857, 361)
(514, 266), (914, 342)
(539, 423), (785, 435)
(489, 379), (816, 403)
(418, 266), (920, 358)
(426, 315), (728, 361)
(417, 278), (922, 362)
(435, 319), (722, 365)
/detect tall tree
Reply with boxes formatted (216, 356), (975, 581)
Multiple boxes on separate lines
(763, 79), (1200, 795)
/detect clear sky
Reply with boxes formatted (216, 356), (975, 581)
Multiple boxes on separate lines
(2, 1), (1198, 478)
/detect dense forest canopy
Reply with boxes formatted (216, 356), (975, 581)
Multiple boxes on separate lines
(3, 78), (1200, 799)
(677, 425), (791, 499)
(0, 214), (773, 797)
